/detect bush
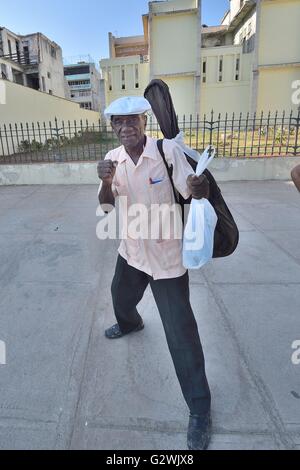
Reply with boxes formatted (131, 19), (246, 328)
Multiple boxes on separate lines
(18, 140), (43, 153)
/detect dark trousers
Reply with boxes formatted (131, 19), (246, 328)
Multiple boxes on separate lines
(111, 255), (211, 416)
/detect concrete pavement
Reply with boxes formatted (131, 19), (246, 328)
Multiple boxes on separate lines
(0, 181), (299, 450)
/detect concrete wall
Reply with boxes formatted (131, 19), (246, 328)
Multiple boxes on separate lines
(149, 3), (200, 117)
(99, 79), (106, 120)
(200, 80), (251, 116)
(0, 79), (101, 156)
(1, 157), (299, 186)
(100, 56), (149, 107)
(89, 64), (101, 112)
(258, 0), (300, 66)
(36, 35), (66, 98)
(0, 79), (100, 127)
(256, 0), (300, 115)
(151, 12), (198, 76)
(149, 0), (198, 14)
(233, 9), (256, 45)
(200, 45), (253, 116)
(257, 66), (300, 114)
(154, 75), (196, 117)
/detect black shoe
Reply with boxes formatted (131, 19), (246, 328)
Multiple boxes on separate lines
(105, 321), (144, 339)
(187, 412), (212, 451)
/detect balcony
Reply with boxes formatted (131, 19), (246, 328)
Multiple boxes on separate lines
(0, 52), (38, 67)
(69, 83), (91, 90)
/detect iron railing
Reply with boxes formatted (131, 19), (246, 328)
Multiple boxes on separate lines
(0, 52), (38, 67)
(0, 110), (299, 164)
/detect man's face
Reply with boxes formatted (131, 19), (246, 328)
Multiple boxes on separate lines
(111, 114), (147, 148)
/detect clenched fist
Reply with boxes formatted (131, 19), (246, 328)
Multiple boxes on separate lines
(97, 160), (118, 186)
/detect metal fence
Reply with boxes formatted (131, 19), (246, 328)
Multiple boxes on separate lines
(0, 110), (299, 164)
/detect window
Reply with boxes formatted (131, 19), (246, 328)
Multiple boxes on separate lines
(42, 76), (46, 91)
(1, 63), (7, 79)
(12, 68), (24, 85)
(135, 64), (139, 88)
(121, 65), (125, 90)
(64, 65), (90, 75)
(8, 39), (12, 57)
(235, 55), (240, 81)
(108, 67), (112, 91)
(16, 41), (20, 61)
(47, 72), (51, 79)
(50, 46), (56, 59)
(68, 80), (90, 86)
(23, 45), (29, 64)
(202, 59), (207, 83)
(80, 102), (92, 110)
(218, 56), (223, 82)
(247, 22), (252, 39)
(49, 90), (53, 95)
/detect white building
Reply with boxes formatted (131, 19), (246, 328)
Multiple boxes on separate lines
(64, 59), (103, 112)
(0, 27), (66, 98)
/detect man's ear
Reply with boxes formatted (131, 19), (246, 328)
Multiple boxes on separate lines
(143, 114), (148, 129)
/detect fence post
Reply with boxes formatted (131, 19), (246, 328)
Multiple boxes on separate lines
(0, 127), (5, 159)
(209, 110), (214, 148)
(294, 109), (300, 156)
(53, 117), (63, 162)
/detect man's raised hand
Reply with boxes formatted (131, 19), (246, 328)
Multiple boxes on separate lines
(97, 160), (118, 186)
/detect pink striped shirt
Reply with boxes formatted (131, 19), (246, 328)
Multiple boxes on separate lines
(99, 136), (194, 280)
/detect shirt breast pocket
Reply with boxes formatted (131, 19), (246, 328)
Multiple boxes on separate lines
(150, 179), (173, 205)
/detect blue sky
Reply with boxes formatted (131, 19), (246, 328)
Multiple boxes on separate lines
(1, 0), (229, 63)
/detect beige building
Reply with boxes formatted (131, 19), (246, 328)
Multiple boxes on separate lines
(101, 0), (201, 117)
(0, 27), (66, 98)
(100, 0), (300, 117)
(100, 31), (150, 107)
(254, 0), (300, 114)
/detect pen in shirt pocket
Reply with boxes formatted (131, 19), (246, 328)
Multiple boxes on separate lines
(149, 177), (164, 185)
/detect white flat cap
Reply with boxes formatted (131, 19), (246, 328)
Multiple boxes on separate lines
(104, 96), (151, 119)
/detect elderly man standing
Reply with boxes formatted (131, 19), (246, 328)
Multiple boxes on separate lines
(97, 96), (212, 451)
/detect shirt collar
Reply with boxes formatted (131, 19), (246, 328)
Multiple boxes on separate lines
(118, 136), (158, 164)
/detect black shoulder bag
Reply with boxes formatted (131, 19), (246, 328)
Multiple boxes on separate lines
(157, 139), (239, 258)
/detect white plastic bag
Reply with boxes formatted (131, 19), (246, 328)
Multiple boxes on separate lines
(182, 146), (217, 270)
